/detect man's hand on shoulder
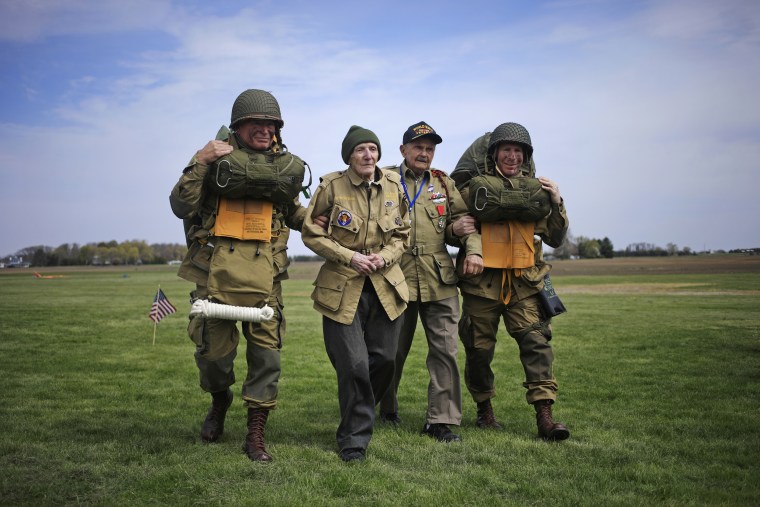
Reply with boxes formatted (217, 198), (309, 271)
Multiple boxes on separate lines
(196, 140), (234, 165)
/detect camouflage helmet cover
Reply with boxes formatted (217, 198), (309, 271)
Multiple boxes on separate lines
(487, 122), (533, 160)
(230, 89), (284, 128)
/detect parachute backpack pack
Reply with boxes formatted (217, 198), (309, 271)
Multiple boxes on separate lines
(470, 174), (551, 223)
(207, 125), (312, 203)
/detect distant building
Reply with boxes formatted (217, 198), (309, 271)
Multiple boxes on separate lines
(6, 256), (30, 268)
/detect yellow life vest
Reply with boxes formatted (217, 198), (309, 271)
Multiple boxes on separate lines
(211, 197), (273, 242)
(481, 221), (535, 304)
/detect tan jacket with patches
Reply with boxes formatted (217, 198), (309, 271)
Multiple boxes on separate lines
(383, 163), (482, 302)
(170, 151), (306, 306)
(302, 167), (411, 324)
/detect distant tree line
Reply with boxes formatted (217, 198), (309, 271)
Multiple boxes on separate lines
(1, 241), (187, 267)
(3, 236), (751, 268)
(547, 232), (700, 260)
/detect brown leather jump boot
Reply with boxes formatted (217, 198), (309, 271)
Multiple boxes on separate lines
(534, 400), (570, 441)
(244, 408), (273, 462)
(200, 389), (233, 443)
(476, 399), (503, 430)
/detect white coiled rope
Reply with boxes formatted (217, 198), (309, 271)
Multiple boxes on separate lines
(189, 299), (274, 323)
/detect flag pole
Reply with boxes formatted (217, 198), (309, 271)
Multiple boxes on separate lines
(152, 284), (160, 346)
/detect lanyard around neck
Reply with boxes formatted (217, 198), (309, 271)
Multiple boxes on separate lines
(399, 166), (428, 212)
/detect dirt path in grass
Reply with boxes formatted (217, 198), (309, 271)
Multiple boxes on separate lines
(559, 282), (760, 296)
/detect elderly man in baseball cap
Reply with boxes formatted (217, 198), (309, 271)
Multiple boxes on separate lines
(378, 121), (482, 443)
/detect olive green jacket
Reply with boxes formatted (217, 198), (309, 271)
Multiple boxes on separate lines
(169, 148), (306, 305)
(382, 163), (482, 302)
(454, 163), (568, 303)
(302, 168), (410, 324)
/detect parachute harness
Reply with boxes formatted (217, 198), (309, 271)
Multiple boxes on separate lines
(474, 186), (489, 211)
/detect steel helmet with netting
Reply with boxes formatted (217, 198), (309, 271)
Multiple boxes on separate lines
(230, 89), (284, 128)
(487, 122), (533, 160)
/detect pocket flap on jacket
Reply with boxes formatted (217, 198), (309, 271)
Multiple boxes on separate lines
(433, 251), (458, 285)
(312, 268), (349, 311)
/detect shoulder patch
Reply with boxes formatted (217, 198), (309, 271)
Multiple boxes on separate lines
(336, 210), (353, 226)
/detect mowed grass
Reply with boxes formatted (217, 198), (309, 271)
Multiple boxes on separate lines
(1, 255), (759, 506)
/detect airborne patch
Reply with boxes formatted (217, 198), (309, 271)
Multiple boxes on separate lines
(337, 210), (352, 226)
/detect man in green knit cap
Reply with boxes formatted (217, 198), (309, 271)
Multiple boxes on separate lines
(302, 125), (411, 462)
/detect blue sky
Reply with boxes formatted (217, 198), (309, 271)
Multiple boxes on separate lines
(1, 0), (758, 257)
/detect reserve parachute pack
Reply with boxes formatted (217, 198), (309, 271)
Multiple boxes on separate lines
(469, 174), (551, 223)
(208, 126), (312, 203)
(452, 131), (550, 223)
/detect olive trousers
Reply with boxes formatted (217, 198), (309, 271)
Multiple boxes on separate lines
(458, 292), (558, 405)
(188, 283), (284, 409)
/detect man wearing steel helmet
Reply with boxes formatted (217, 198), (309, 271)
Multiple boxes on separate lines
(377, 121), (483, 443)
(170, 89), (318, 462)
(451, 122), (571, 441)
(302, 126), (410, 462)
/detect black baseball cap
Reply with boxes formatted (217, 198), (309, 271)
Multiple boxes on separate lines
(402, 121), (443, 145)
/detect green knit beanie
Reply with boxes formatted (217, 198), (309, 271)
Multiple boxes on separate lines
(341, 125), (381, 164)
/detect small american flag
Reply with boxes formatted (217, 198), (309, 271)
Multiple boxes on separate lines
(149, 288), (177, 323)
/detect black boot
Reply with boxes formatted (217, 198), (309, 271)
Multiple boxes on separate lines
(422, 423), (462, 442)
(534, 400), (570, 441)
(379, 412), (401, 425)
(244, 408), (273, 462)
(200, 389), (233, 443)
(476, 399), (503, 430)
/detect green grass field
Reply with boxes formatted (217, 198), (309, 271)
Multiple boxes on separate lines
(1, 256), (759, 506)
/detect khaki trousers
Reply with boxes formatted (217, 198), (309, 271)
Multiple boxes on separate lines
(379, 296), (463, 425)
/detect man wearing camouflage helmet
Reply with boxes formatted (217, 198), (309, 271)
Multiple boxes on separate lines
(170, 88), (318, 462)
(450, 122), (571, 441)
(377, 121), (482, 443)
